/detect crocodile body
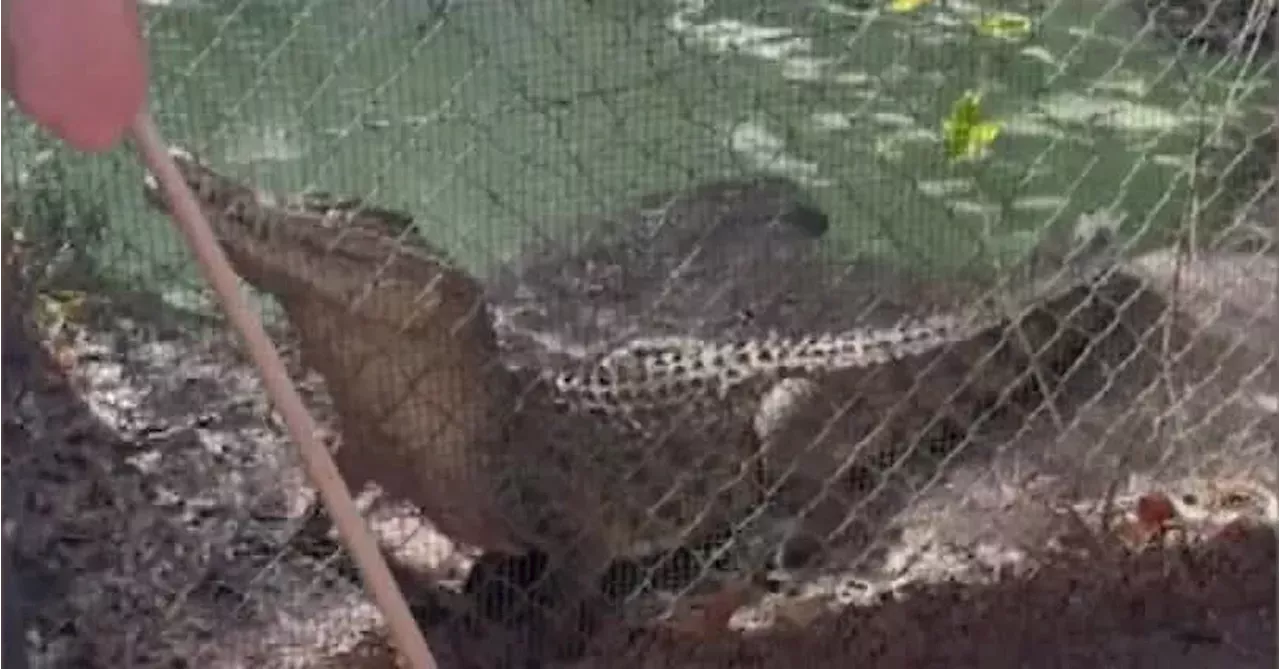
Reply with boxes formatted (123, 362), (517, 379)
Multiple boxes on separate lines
(141, 150), (1120, 585)
(546, 228), (1120, 459)
(538, 228), (1122, 567)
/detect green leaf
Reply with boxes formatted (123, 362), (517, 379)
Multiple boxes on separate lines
(35, 290), (87, 337)
(889, 0), (931, 13)
(973, 12), (1033, 40)
(942, 90), (1002, 161)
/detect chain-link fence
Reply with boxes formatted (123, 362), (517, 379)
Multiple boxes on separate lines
(3, 0), (1278, 666)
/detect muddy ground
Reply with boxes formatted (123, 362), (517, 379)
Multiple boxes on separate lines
(3, 237), (1278, 669)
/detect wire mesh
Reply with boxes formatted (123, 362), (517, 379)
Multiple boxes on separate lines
(2, 0), (1277, 667)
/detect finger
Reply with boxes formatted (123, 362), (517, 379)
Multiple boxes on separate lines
(4, 0), (149, 151)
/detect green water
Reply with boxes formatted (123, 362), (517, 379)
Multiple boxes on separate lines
(3, 0), (1274, 308)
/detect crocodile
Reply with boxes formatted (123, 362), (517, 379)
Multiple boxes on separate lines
(137, 153), (763, 574)
(139, 150), (1122, 618)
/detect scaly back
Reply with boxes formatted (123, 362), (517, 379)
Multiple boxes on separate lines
(548, 227), (1123, 416)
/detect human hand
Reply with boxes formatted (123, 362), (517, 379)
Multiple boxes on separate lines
(2, 0), (149, 151)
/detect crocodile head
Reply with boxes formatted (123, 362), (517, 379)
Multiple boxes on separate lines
(140, 151), (785, 615)
(140, 151), (480, 331)
(142, 149), (530, 553)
